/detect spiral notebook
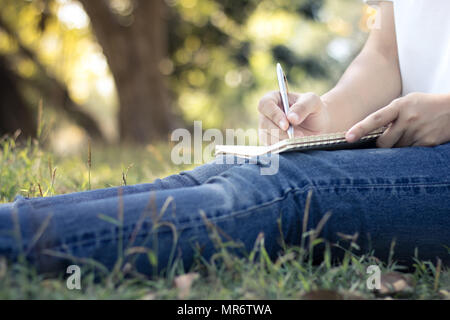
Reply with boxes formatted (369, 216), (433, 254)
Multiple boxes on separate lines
(215, 127), (386, 159)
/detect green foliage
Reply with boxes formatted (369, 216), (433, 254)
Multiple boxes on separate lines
(165, 0), (369, 129)
(0, 0), (369, 140)
(0, 133), (191, 202)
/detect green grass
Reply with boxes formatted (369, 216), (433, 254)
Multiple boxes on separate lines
(0, 135), (449, 300)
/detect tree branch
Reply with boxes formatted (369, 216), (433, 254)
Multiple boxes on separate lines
(0, 16), (104, 139)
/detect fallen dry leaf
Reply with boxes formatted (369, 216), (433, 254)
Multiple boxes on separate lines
(340, 290), (367, 300)
(174, 272), (200, 299)
(140, 292), (157, 300)
(438, 289), (450, 300)
(377, 272), (414, 297)
(301, 289), (344, 300)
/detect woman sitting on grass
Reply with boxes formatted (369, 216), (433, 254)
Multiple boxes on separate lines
(1, 0), (449, 274)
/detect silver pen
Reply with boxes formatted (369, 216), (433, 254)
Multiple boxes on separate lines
(276, 63), (294, 139)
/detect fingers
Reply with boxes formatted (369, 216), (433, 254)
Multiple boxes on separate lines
(259, 131), (284, 146)
(287, 92), (321, 126)
(259, 127), (286, 145)
(258, 91), (300, 131)
(258, 114), (288, 145)
(375, 122), (406, 148)
(405, 128), (440, 147)
(346, 100), (401, 143)
(392, 129), (416, 147)
(258, 92), (289, 130)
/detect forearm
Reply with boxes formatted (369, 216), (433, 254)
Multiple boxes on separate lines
(321, 2), (401, 132)
(322, 49), (402, 132)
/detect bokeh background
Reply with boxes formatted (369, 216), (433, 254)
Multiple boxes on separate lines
(0, 0), (375, 154)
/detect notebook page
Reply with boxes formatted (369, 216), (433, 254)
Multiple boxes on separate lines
(215, 127), (386, 158)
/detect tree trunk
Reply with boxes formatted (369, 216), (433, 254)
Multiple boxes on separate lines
(79, 0), (173, 144)
(0, 55), (36, 138)
(0, 15), (103, 140)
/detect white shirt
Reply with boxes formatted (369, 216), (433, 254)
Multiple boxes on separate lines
(366, 0), (450, 95)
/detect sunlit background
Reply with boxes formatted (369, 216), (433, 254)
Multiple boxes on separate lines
(0, 0), (377, 155)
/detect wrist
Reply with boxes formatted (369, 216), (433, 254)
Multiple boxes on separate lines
(319, 97), (333, 133)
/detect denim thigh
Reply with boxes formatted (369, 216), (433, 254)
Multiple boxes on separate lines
(0, 144), (449, 273)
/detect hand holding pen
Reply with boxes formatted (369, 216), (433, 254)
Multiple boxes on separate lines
(276, 63), (294, 139)
(257, 63), (332, 144)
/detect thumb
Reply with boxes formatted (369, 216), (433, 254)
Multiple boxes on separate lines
(287, 93), (321, 125)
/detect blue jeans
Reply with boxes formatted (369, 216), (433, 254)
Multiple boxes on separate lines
(1, 143), (449, 274)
